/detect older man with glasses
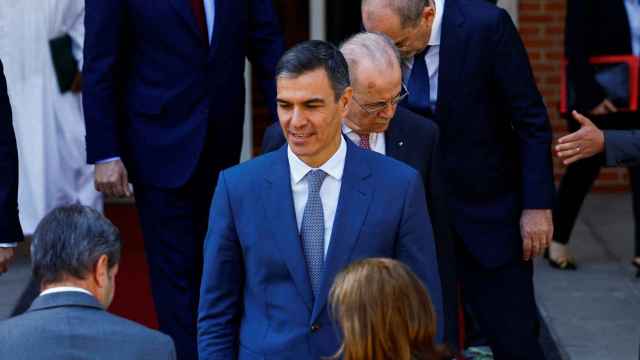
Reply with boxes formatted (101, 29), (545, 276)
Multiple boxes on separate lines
(262, 32), (458, 350)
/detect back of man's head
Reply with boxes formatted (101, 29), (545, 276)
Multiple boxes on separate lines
(276, 40), (351, 101)
(340, 32), (401, 85)
(31, 204), (121, 290)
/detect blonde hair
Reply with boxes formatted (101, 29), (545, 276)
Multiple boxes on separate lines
(329, 258), (449, 360)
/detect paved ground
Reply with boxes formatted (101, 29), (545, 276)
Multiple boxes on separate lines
(1, 193), (639, 359)
(535, 193), (640, 360)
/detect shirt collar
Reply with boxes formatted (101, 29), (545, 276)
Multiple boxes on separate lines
(429, 0), (445, 46)
(287, 135), (347, 185)
(341, 122), (355, 136)
(40, 286), (94, 297)
(341, 122), (384, 139)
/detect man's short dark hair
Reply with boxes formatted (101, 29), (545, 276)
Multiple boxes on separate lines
(275, 40), (350, 101)
(31, 204), (122, 286)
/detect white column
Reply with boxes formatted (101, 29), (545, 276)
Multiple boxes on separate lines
(240, 60), (253, 162)
(497, 0), (519, 27)
(310, 0), (327, 40)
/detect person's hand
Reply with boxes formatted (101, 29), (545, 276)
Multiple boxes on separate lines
(0, 248), (15, 274)
(70, 72), (82, 93)
(590, 99), (617, 116)
(555, 111), (605, 165)
(520, 209), (553, 261)
(95, 159), (132, 198)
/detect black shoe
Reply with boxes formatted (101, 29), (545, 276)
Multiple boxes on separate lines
(545, 249), (577, 270)
(632, 259), (640, 278)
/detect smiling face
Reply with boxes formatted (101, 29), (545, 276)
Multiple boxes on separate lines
(362, 3), (434, 60)
(277, 68), (352, 168)
(346, 60), (402, 134)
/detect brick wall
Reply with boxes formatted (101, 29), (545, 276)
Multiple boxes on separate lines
(518, 0), (630, 191)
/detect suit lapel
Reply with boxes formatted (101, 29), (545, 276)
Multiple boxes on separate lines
(261, 146), (314, 311)
(436, 0), (467, 126)
(384, 114), (408, 162)
(311, 141), (373, 321)
(169, 0), (207, 42)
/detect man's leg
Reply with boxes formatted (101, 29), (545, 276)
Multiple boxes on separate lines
(459, 245), (545, 360)
(553, 153), (602, 246)
(628, 166), (640, 260)
(134, 169), (216, 360)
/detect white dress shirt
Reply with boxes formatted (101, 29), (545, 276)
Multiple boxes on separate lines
(402, 0), (445, 107)
(342, 123), (386, 155)
(625, 0), (640, 56)
(288, 137), (346, 257)
(40, 286), (94, 297)
(203, 0), (215, 43)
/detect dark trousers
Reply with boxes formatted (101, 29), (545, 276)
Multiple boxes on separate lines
(134, 143), (221, 360)
(457, 237), (545, 360)
(554, 113), (640, 257)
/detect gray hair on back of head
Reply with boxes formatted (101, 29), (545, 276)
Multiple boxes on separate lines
(362, 0), (435, 28)
(339, 32), (401, 85)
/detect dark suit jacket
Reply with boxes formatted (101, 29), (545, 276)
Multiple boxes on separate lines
(261, 107), (459, 348)
(198, 140), (443, 359)
(0, 291), (175, 359)
(415, 0), (555, 268)
(83, 0), (284, 188)
(0, 59), (22, 244)
(605, 130), (640, 167)
(566, 0), (634, 113)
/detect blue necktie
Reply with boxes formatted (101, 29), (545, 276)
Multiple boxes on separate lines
(301, 170), (327, 297)
(402, 47), (431, 117)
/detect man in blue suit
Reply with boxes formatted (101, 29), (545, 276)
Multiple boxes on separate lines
(363, 0), (555, 358)
(261, 32), (458, 350)
(0, 59), (22, 274)
(198, 40), (442, 359)
(83, 1), (284, 359)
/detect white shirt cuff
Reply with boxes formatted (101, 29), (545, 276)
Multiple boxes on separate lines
(96, 157), (121, 164)
(0, 243), (18, 248)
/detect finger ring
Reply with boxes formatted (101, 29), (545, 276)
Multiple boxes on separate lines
(576, 146), (581, 153)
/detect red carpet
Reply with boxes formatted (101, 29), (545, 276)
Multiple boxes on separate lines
(105, 203), (159, 329)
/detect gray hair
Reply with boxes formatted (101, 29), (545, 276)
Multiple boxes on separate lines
(340, 32), (401, 85)
(31, 204), (122, 286)
(363, 0), (435, 28)
(276, 40), (351, 101)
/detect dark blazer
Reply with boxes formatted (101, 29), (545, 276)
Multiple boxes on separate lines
(198, 140), (443, 359)
(83, 0), (284, 188)
(417, 0), (555, 268)
(604, 130), (640, 167)
(0, 291), (176, 359)
(262, 107), (458, 348)
(566, 0), (634, 113)
(0, 59), (22, 244)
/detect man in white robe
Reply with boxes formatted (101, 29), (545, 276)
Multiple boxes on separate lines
(0, 0), (101, 235)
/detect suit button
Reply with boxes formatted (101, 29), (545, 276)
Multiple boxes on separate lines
(310, 324), (320, 332)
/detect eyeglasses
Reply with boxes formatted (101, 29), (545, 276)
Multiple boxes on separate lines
(352, 83), (409, 114)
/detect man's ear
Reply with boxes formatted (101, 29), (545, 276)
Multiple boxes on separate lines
(422, 3), (435, 23)
(93, 254), (110, 288)
(340, 86), (354, 118)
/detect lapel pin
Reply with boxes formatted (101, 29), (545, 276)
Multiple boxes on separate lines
(397, 141), (404, 147)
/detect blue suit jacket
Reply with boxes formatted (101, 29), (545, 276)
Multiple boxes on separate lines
(424, 0), (555, 267)
(198, 140), (443, 359)
(0, 292), (175, 359)
(261, 109), (459, 348)
(0, 59), (22, 244)
(83, 0), (284, 188)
